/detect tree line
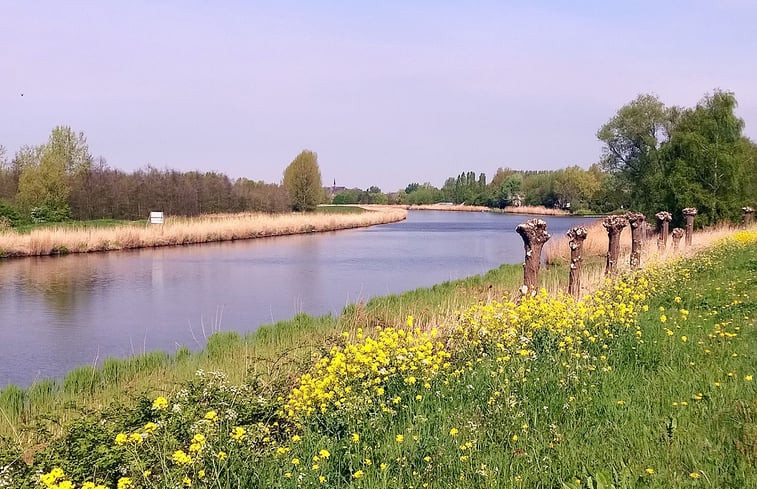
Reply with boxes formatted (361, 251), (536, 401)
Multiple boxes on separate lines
(0, 132), (323, 226)
(334, 90), (756, 227)
(333, 165), (607, 212)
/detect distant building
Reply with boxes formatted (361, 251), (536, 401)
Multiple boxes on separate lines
(326, 179), (346, 199)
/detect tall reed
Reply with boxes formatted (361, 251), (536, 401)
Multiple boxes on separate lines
(0, 208), (407, 258)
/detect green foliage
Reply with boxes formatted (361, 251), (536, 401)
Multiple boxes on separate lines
(30, 203), (72, 223)
(0, 385), (25, 419)
(15, 126), (92, 218)
(598, 90), (756, 225)
(316, 205), (365, 214)
(406, 184), (443, 204)
(441, 171), (488, 204)
(283, 150), (323, 212)
(0, 200), (21, 227)
(404, 183), (420, 194)
(657, 91), (754, 226)
(332, 188), (387, 205)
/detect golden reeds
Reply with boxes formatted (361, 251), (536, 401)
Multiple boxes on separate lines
(380, 203), (569, 215)
(496, 205), (570, 216)
(0, 208), (407, 258)
(545, 219), (749, 268)
(406, 204), (490, 212)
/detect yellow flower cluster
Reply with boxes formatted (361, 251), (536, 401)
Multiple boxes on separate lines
(455, 274), (649, 363)
(286, 326), (450, 418)
(40, 468), (108, 489)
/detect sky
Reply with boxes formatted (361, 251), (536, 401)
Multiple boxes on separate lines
(1, 1), (756, 191)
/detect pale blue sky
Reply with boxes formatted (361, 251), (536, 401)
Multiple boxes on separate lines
(2, 1), (756, 191)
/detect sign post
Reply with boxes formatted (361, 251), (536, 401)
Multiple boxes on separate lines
(149, 211), (164, 225)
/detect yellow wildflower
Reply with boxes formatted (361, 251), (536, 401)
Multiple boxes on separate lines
(152, 396), (168, 410)
(117, 477), (133, 489)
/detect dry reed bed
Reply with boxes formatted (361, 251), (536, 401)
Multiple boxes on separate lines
(544, 219), (748, 267)
(496, 205), (569, 216)
(540, 221), (751, 301)
(0, 209), (408, 258)
(383, 203), (569, 215)
(407, 204), (490, 212)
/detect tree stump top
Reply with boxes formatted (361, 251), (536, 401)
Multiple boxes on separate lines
(655, 211), (672, 221)
(625, 212), (645, 228)
(515, 218), (551, 245)
(567, 226), (588, 240)
(682, 207), (698, 216)
(743, 206), (754, 214)
(602, 215), (628, 232)
(671, 227), (684, 238)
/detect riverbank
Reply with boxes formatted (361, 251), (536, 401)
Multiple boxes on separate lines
(0, 254), (578, 440)
(2, 231), (754, 487)
(0, 207), (406, 258)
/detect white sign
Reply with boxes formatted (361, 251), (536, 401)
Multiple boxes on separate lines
(149, 211), (164, 224)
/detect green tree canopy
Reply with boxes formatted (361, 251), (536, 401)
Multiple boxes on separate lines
(658, 91), (754, 225)
(597, 90), (756, 226)
(283, 150), (323, 211)
(15, 127), (91, 220)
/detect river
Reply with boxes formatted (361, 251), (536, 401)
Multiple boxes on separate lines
(0, 211), (593, 387)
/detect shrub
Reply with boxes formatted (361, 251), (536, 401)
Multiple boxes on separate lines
(30, 204), (72, 223)
(0, 200), (21, 227)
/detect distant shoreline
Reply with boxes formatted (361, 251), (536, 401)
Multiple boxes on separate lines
(0, 207), (407, 259)
(364, 203), (571, 216)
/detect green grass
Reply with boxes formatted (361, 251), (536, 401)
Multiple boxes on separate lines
(14, 218), (144, 233)
(316, 205), (366, 214)
(260, 239), (756, 488)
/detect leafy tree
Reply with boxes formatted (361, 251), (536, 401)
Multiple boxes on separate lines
(332, 189), (362, 205)
(16, 149), (71, 220)
(283, 150), (323, 211)
(47, 126), (92, 174)
(553, 166), (601, 210)
(407, 184), (443, 205)
(404, 183), (420, 194)
(597, 94), (676, 207)
(658, 91), (753, 225)
(0, 145), (17, 201)
(490, 173), (523, 208)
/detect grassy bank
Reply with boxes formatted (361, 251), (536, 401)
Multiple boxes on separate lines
(1, 232), (754, 488)
(0, 208), (405, 258)
(0, 256), (576, 441)
(316, 206), (366, 214)
(13, 219), (145, 234)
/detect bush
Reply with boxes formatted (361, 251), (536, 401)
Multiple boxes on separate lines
(0, 200), (21, 227)
(30, 204), (72, 223)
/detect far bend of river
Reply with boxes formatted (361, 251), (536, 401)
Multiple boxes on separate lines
(0, 211), (594, 388)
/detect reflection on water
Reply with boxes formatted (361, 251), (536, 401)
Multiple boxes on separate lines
(0, 211), (593, 387)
